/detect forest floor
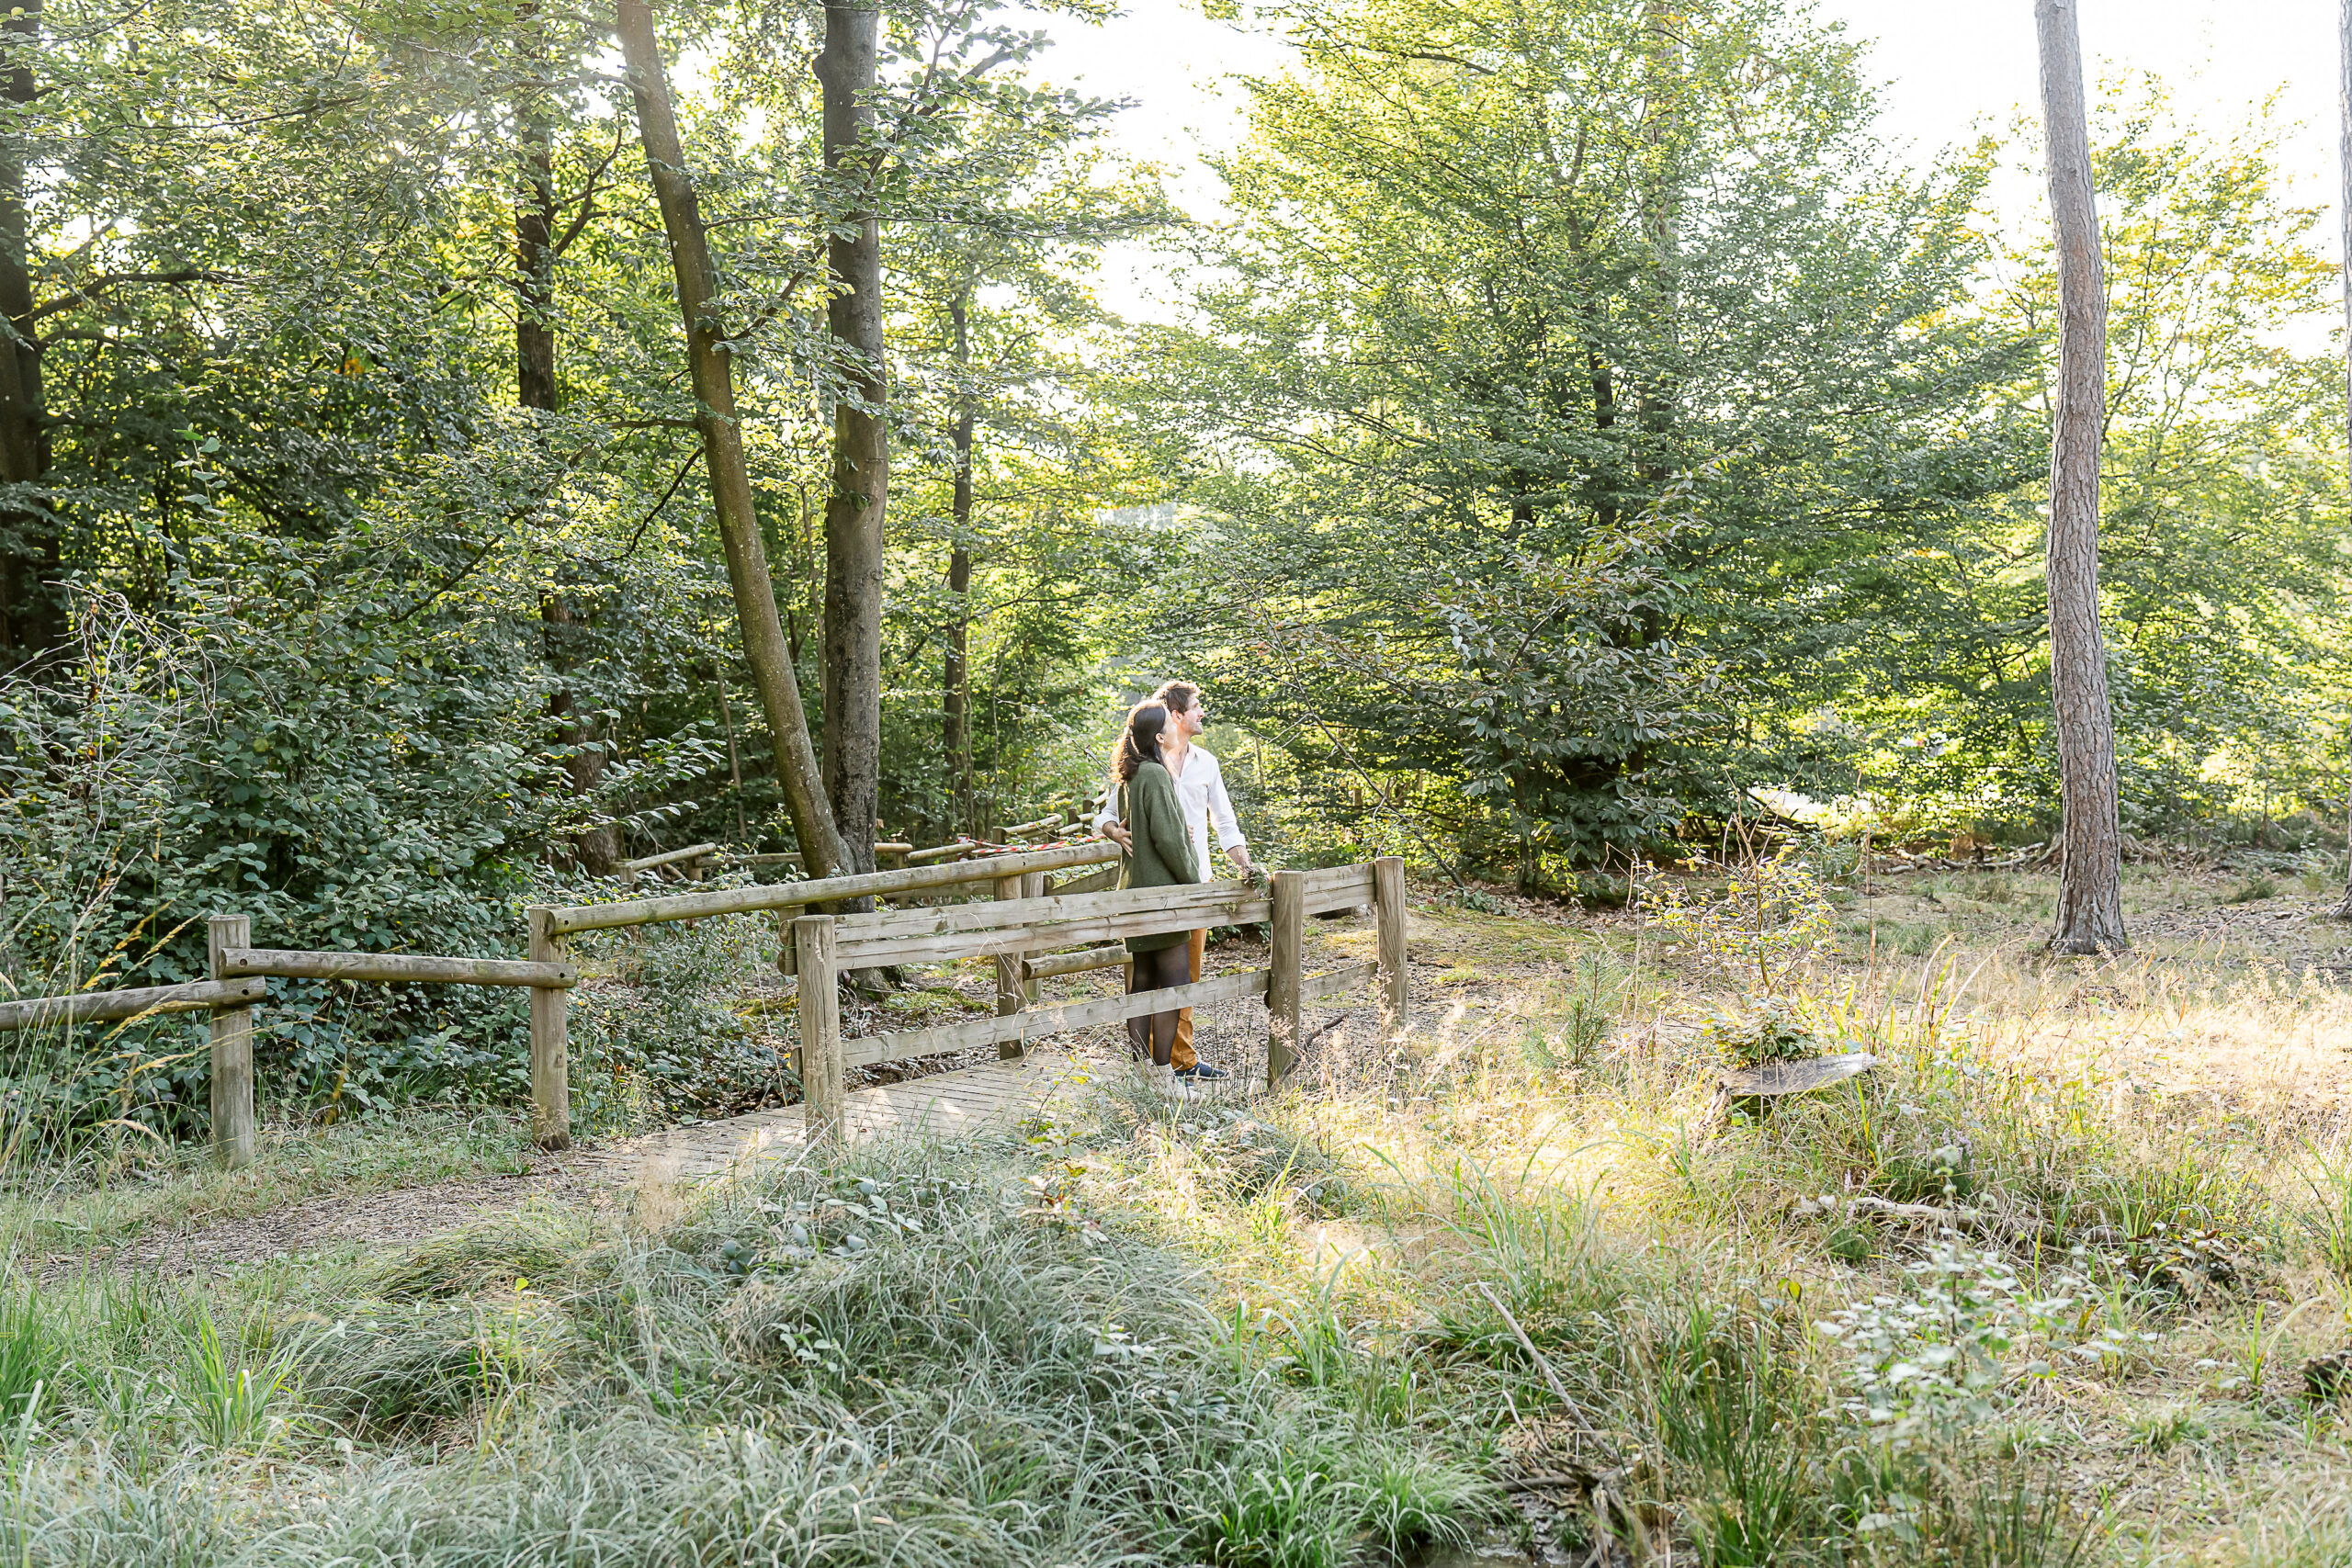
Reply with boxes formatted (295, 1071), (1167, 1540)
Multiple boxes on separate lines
(5, 858), (2352, 1563)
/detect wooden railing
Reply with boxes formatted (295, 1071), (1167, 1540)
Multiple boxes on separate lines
(0, 834), (1403, 1165)
(785, 856), (1408, 1138)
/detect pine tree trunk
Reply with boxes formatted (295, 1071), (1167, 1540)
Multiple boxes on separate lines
(2035, 0), (2128, 954)
(616, 0), (849, 878)
(942, 290), (973, 840)
(817, 0), (886, 876)
(0, 0), (58, 660)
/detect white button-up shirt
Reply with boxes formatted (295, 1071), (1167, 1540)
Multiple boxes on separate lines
(1096, 744), (1247, 882)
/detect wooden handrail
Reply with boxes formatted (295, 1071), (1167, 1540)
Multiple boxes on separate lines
(542, 840), (1118, 936)
(220, 948), (578, 988)
(846, 962), (1378, 1069)
(622, 841), (719, 874)
(776, 878), (1269, 976)
(1022, 943), (1128, 981)
(0, 976), (266, 1032)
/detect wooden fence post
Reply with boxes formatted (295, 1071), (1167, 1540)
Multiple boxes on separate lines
(1020, 871), (1046, 1005)
(1266, 869), (1305, 1085)
(795, 915), (844, 1140)
(206, 913), (255, 1169)
(1373, 855), (1408, 1040)
(526, 908), (571, 1150)
(993, 872), (1026, 1058)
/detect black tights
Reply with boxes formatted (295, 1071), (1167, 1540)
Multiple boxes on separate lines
(1125, 943), (1192, 1066)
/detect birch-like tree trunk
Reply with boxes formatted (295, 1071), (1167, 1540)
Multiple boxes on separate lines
(941, 288), (973, 839)
(615, 0), (850, 879)
(817, 0), (887, 874)
(2335, 0), (2352, 919)
(2036, 0), (2128, 953)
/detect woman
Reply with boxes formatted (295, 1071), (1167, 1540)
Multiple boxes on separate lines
(1111, 701), (1199, 1087)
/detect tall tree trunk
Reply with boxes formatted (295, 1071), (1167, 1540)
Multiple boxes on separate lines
(616, 0), (850, 878)
(2035, 0), (2128, 954)
(0, 0), (58, 659)
(1634, 0), (1679, 482)
(517, 14), (620, 876)
(817, 0), (886, 875)
(941, 289), (973, 839)
(2335, 0), (2352, 920)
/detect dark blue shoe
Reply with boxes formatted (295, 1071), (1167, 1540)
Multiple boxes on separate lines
(1176, 1062), (1229, 1081)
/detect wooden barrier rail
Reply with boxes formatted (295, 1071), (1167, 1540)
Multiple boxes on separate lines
(220, 949), (577, 988)
(786, 855), (1410, 1138)
(540, 840), (1118, 936)
(621, 842), (720, 878)
(0, 977), (266, 1032)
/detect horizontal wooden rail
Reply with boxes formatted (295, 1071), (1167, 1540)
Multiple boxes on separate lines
(221, 949), (578, 988)
(0, 976), (267, 1032)
(1047, 866), (1116, 897)
(830, 879), (1270, 969)
(1022, 943), (1128, 981)
(623, 842), (718, 875)
(545, 840), (1119, 936)
(1003, 815), (1062, 840)
(847, 968), (1264, 1067)
(1304, 962), (1380, 1001)
(905, 841), (976, 865)
(1296, 863), (1375, 914)
(842, 961), (1378, 1069)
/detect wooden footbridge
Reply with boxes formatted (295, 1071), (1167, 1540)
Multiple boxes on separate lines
(0, 840), (1410, 1168)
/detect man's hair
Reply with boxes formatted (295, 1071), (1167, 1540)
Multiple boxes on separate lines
(1152, 680), (1200, 716)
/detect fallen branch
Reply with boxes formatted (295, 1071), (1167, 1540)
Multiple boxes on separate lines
(1476, 1280), (1601, 1437)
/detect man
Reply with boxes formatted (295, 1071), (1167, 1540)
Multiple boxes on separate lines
(1096, 680), (1251, 1080)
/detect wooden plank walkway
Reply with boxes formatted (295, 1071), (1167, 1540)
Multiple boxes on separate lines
(579, 1052), (1247, 1185)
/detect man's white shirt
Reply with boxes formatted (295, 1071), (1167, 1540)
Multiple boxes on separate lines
(1096, 745), (1247, 882)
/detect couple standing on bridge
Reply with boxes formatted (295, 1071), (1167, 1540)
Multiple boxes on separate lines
(1093, 680), (1255, 1091)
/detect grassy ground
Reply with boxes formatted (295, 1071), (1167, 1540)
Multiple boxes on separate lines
(6, 862), (2352, 1562)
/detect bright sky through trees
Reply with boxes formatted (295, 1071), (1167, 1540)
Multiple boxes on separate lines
(1030, 0), (2339, 323)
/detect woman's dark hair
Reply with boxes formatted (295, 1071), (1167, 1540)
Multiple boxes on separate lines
(1110, 703), (1170, 785)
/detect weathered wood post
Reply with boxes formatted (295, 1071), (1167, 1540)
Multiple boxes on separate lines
(1020, 871), (1046, 1005)
(1373, 855), (1408, 1039)
(794, 915), (844, 1140)
(206, 913), (255, 1168)
(993, 870), (1026, 1057)
(526, 908), (571, 1150)
(1266, 868), (1305, 1085)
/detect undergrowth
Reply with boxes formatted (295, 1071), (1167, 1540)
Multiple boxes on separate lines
(11, 882), (2352, 1563)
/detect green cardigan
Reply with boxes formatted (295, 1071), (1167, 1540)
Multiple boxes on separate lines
(1118, 759), (1200, 953)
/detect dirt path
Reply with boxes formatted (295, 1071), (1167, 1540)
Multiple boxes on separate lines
(43, 1164), (605, 1280)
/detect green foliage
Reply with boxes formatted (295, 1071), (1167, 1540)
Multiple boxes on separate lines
(0, 584), (589, 1142)
(1143, 0), (2030, 870)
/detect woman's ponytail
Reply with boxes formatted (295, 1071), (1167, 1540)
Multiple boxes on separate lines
(1108, 702), (1170, 788)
